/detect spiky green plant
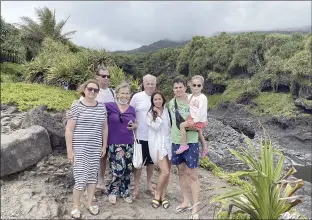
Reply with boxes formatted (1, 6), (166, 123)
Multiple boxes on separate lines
(211, 134), (304, 219)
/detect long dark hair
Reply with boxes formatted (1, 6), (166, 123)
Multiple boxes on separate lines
(149, 90), (166, 121)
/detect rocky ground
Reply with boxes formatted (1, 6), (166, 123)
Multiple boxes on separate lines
(1, 104), (311, 219)
(1, 153), (233, 219)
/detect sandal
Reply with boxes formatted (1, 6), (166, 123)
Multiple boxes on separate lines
(87, 205), (99, 215)
(161, 199), (170, 209)
(201, 147), (208, 158)
(108, 195), (116, 205)
(151, 199), (161, 209)
(123, 197), (133, 204)
(175, 205), (190, 213)
(71, 209), (81, 219)
(145, 189), (155, 197)
(190, 213), (199, 219)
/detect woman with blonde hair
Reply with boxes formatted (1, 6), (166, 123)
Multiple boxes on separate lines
(105, 82), (137, 204)
(66, 79), (108, 218)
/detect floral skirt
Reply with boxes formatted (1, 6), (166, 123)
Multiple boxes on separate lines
(107, 144), (133, 198)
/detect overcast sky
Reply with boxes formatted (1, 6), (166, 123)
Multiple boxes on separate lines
(1, 1), (311, 51)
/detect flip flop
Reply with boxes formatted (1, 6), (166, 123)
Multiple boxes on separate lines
(145, 189), (155, 197)
(161, 199), (170, 209)
(151, 199), (161, 209)
(71, 209), (81, 219)
(190, 213), (199, 219)
(175, 205), (190, 214)
(87, 205), (99, 215)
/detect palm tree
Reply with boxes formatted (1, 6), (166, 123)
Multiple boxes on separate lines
(15, 6), (77, 60)
(16, 6), (76, 43)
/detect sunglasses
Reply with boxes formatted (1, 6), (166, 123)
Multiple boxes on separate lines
(119, 112), (123, 123)
(192, 84), (202, 88)
(97, 74), (110, 79)
(86, 87), (99, 93)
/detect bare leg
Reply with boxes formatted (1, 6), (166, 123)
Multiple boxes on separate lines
(187, 168), (200, 214)
(97, 154), (107, 189)
(86, 183), (97, 207)
(180, 121), (188, 146)
(177, 163), (190, 208)
(155, 155), (170, 201)
(132, 167), (142, 198)
(73, 189), (84, 210)
(198, 130), (208, 157)
(146, 164), (154, 191)
(161, 161), (171, 201)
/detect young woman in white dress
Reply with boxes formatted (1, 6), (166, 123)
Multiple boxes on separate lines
(146, 90), (172, 209)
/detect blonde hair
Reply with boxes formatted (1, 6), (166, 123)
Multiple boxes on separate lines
(191, 75), (204, 84)
(78, 79), (99, 97)
(143, 74), (157, 84)
(115, 81), (131, 94)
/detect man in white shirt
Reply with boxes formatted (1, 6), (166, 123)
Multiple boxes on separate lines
(130, 74), (157, 198)
(79, 66), (115, 190)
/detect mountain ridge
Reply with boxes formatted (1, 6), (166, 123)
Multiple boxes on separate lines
(113, 25), (311, 54)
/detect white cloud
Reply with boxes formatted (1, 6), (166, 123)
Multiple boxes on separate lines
(1, 1), (311, 51)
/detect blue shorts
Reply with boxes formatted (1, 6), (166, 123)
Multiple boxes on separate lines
(171, 143), (199, 169)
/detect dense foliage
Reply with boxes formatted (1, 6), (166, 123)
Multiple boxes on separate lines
(211, 136), (304, 219)
(22, 38), (139, 91)
(16, 6), (77, 60)
(0, 17), (26, 63)
(1, 82), (79, 111)
(1, 6), (311, 117)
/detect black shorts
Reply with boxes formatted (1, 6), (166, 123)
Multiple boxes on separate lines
(139, 140), (154, 166)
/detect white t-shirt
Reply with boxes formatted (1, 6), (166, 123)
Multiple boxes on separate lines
(79, 88), (115, 104)
(130, 91), (151, 141)
(188, 93), (208, 123)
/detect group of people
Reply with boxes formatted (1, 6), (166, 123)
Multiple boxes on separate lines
(65, 66), (209, 219)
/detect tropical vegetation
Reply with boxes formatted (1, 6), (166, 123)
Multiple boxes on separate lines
(1, 6), (311, 117)
(208, 134), (304, 219)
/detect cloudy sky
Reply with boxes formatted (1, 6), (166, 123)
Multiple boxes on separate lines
(1, 1), (311, 51)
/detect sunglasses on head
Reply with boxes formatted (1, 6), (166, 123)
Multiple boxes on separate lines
(192, 84), (202, 88)
(86, 87), (99, 93)
(97, 74), (110, 79)
(119, 112), (123, 123)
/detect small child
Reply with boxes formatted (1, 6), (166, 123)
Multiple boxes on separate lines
(176, 75), (209, 158)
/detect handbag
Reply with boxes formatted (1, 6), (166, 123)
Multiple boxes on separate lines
(132, 131), (143, 169)
(174, 98), (186, 130)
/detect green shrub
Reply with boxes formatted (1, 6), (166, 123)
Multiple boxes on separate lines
(250, 92), (296, 117)
(0, 62), (26, 82)
(24, 38), (116, 86)
(210, 136), (304, 219)
(222, 79), (260, 103)
(284, 50), (312, 77)
(1, 82), (79, 111)
(207, 94), (224, 109)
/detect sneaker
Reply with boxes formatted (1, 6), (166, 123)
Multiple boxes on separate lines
(108, 195), (117, 205)
(123, 197), (133, 204)
(176, 145), (189, 154)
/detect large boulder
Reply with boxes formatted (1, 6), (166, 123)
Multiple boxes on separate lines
(1, 125), (52, 177)
(21, 108), (65, 150)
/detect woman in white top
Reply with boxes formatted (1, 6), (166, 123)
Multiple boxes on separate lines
(146, 90), (172, 209)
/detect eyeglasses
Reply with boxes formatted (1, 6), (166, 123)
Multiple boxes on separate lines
(97, 74), (110, 79)
(119, 112), (123, 123)
(86, 87), (99, 93)
(192, 84), (202, 88)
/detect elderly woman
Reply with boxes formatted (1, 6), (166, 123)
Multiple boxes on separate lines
(65, 79), (108, 218)
(105, 82), (137, 204)
(130, 74), (157, 198)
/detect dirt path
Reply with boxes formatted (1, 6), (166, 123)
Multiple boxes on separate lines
(1, 154), (232, 219)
